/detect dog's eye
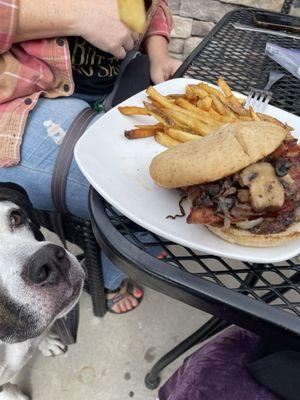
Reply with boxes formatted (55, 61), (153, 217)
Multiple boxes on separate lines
(9, 210), (25, 228)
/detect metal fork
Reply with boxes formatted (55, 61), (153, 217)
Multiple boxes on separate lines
(244, 70), (285, 113)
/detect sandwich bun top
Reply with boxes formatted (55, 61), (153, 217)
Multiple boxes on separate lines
(149, 121), (287, 189)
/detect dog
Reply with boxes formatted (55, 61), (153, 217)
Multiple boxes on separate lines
(0, 183), (85, 399)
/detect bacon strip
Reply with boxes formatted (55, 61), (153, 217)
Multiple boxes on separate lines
(187, 207), (223, 224)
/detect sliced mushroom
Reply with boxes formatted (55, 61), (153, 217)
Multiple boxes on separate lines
(237, 189), (250, 203)
(239, 162), (285, 212)
(275, 158), (292, 177)
(205, 183), (222, 197)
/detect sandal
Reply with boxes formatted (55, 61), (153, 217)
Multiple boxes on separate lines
(106, 280), (143, 314)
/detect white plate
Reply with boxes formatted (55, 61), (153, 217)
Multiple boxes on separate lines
(75, 78), (300, 264)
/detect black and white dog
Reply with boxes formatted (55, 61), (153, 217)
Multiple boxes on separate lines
(0, 183), (85, 400)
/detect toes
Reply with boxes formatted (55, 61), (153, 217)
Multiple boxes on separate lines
(125, 299), (133, 310)
(120, 301), (127, 313)
(132, 287), (143, 299)
(128, 295), (139, 308)
(112, 304), (122, 314)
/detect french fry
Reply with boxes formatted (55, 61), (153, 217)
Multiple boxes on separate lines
(175, 98), (222, 127)
(207, 108), (236, 123)
(135, 123), (164, 130)
(199, 96), (213, 111)
(147, 86), (198, 114)
(237, 115), (255, 121)
(193, 86), (209, 100)
(125, 128), (156, 139)
(167, 94), (187, 100)
(146, 86), (175, 109)
(163, 108), (218, 136)
(167, 128), (201, 142)
(143, 101), (179, 127)
(217, 77), (246, 111)
(226, 96), (250, 116)
(211, 95), (229, 116)
(198, 83), (227, 103)
(118, 0), (146, 33)
(155, 132), (180, 148)
(249, 106), (260, 121)
(218, 76), (234, 97)
(118, 106), (150, 116)
(227, 92), (246, 110)
(216, 95), (242, 119)
(185, 85), (198, 103)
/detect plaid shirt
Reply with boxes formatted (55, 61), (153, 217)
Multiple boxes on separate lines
(0, 0), (172, 167)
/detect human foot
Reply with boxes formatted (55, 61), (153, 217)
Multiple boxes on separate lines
(106, 281), (143, 314)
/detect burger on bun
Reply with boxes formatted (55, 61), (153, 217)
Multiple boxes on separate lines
(149, 121), (300, 247)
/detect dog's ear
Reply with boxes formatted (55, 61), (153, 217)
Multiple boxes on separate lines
(0, 182), (29, 200)
(0, 182), (44, 241)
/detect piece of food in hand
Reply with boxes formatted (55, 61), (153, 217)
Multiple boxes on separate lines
(118, 0), (146, 33)
(149, 121), (300, 247)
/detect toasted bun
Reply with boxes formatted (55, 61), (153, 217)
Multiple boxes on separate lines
(150, 121), (287, 188)
(207, 222), (300, 247)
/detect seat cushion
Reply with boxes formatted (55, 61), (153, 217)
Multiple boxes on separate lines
(158, 326), (279, 400)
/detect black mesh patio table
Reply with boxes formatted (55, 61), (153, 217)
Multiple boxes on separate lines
(89, 4), (300, 390)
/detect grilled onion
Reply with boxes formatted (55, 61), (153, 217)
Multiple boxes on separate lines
(235, 218), (263, 230)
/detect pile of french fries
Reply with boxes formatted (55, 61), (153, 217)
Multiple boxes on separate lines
(118, 77), (292, 148)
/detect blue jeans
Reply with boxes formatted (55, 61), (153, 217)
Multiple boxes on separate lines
(0, 97), (162, 290)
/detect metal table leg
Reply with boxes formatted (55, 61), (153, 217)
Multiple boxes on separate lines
(145, 267), (262, 390)
(145, 316), (228, 390)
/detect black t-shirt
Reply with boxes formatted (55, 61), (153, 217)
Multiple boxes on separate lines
(68, 36), (122, 95)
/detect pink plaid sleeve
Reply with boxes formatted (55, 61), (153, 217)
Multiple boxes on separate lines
(145, 0), (173, 40)
(0, 0), (19, 54)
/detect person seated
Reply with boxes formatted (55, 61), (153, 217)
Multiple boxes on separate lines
(0, 0), (181, 313)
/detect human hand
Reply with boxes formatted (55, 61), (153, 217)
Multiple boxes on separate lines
(150, 55), (182, 84)
(75, 0), (139, 59)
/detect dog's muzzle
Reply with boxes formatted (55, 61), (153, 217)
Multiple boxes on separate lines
(24, 244), (70, 286)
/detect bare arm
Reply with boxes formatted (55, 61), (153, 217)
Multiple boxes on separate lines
(14, 0), (77, 42)
(14, 0), (138, 59)
(144, 35), (169, 62)
(144, 35), (182, 84)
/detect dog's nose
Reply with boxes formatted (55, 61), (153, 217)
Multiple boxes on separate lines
(26, 244), (70, 285)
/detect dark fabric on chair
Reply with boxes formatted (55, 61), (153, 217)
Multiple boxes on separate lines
(158, 326), (280, 400)
(247, 338), (300, 400)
